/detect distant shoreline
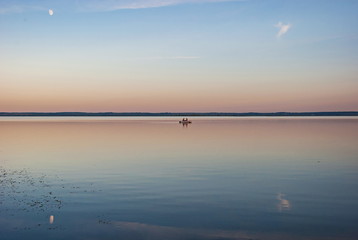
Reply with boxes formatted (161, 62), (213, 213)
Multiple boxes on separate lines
(0, 112), (357, 117)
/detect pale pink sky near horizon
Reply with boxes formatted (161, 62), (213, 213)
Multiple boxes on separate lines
(1, 79), (357, 112)
(1, 0), (358, 112)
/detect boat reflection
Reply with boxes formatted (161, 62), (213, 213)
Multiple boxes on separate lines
(181, 122), (190, 127)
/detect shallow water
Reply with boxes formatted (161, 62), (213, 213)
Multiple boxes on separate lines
(0, 117), (357, 240)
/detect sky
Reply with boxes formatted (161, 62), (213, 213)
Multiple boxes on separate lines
(0, 0), (357, 112)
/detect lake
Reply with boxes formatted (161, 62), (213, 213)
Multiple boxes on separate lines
(0, 117), (357, 240)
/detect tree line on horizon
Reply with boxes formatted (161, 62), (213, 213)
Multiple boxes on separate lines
(0, 112), (357, 116)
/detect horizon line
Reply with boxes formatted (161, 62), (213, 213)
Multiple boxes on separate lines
(0, 111), (357, 117)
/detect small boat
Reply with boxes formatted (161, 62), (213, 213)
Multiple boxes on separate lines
(179, 118), (192, 124)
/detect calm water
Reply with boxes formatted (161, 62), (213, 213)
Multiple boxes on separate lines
(0, 117), (357, 240)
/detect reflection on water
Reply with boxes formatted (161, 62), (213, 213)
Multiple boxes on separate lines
(0, 117), (358, 240)
(112, 221), (261, 240)
(49, 215), (54, 224)
(181, 122), (191, 127)
(277, 193), (291, 212)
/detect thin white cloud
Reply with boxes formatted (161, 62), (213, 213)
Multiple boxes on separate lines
(136, 56), (201, 60)
(0, 0), (244, 14)
(79, 0), (244, 11)
(171, 56), (201, 59)
(0, 5), (44, 14)
(275, 22), (292, 38)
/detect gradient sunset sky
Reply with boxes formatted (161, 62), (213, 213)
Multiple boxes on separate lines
(1, 0), (357, 112)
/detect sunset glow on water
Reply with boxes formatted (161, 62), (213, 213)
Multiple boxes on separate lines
(1, 117), (357, 240)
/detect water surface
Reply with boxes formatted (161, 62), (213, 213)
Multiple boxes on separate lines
(1, 117), (357, 240)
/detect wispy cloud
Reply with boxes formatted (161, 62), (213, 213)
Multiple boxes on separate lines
(0, 0), (245, 14)
(168, 56), (201, 59)
(135, 56), (201, 60)
(0, 4), (44, 14)
(80, 0), (244, 12)
(275, 22), (292, 38)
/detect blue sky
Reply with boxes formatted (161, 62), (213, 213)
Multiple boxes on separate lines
(1, 0), (357, 112)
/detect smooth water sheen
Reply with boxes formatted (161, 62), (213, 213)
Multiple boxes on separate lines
(0, 117), (357, 240)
